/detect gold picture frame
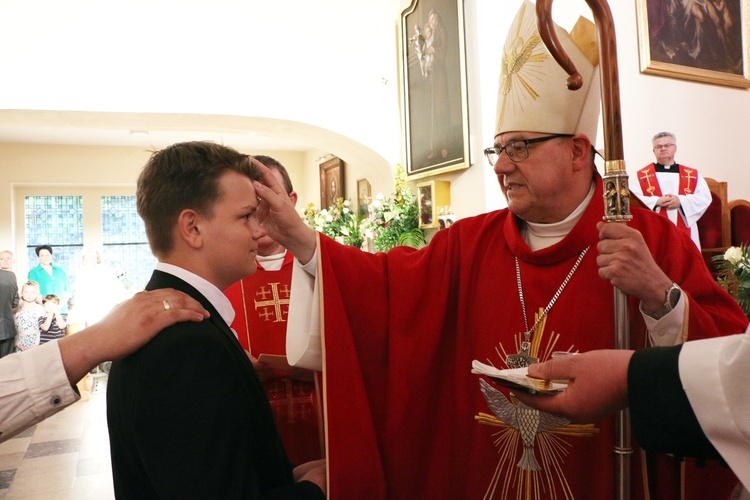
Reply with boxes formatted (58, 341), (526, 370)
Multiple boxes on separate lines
(400, 0), (471, 179)
(417, 180), (451, 229)
(636, 0), (750, 88)
(356, 178), (371, 218)
(320, 157), (344, 210)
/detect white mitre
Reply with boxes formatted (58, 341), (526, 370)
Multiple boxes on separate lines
(495, 0), (601, 141)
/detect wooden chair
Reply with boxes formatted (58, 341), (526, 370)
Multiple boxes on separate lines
(697, 177), (731, 274)
(729, 198), (750, 247)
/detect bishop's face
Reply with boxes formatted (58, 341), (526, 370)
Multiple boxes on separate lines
(492, 132), (582, 224)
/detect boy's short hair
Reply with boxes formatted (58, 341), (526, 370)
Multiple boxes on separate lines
(136, 141), (261, 257)
(43, 294), (60, 304)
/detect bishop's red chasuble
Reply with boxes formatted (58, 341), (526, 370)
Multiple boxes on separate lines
(224, 252), (322, 464)
(315, 176), (747, 499)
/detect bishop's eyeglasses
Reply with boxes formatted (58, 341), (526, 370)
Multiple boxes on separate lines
(483, 134), (572, 165)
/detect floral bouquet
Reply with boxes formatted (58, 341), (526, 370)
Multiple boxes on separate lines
(303, 198), (364, 248)
(360, 165), (425, 252)
(712, 244), (750, 319)
(302, 165), (425, 253)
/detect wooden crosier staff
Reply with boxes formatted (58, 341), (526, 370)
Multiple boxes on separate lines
(534, 1), (633, 499)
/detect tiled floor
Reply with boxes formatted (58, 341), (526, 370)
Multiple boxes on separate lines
(0, 374), (113, 499)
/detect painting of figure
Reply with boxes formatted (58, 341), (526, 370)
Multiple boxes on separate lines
(402, 0), (470, 177)
(638, 0), (749, 87)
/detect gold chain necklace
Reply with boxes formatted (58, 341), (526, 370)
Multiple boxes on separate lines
(507, 246), (590, 368)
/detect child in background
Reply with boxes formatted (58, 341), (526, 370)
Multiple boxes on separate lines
(39, 294), (67, 344)
(14, 281), (45, 351)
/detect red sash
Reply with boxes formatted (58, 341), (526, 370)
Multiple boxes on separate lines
(636, 163), (698, 238)
(224, 253), (295, 354)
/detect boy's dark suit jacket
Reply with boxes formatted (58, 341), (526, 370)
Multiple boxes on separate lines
(106, 270), (323, 499)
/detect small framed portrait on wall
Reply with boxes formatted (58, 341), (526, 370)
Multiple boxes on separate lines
(357, 178), (371, 218)
(320, 157), (344, 210)
(417, 180), (451, 229)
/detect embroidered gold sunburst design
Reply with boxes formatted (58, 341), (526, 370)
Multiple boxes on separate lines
(475, 310), (598, 500)
(496, 3), (549, 131)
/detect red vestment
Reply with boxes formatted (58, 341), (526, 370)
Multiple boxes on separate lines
(314, 176), (747, 499)
(225, 252), (322, 464)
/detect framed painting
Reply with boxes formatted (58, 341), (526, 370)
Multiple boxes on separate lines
(417, 180), (451, 229)
(356, 178), (371, 218)
(400, 0), (471, 179)
(636, 0), (750, 88)
(320, 157), (344, 210)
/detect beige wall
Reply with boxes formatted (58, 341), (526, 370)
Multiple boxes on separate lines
(1, 0), (749, 255)
(0, 144), (148, 268)
(0, 143), (395, 276)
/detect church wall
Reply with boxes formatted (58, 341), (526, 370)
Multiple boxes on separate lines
(0, 0), (748, 251)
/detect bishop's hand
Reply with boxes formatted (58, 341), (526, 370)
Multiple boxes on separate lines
(595, 221), (673, 312)
(251, 158), (317, 264)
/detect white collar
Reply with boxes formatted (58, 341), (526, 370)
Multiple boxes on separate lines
(523, 182), (595, 251)
(257, 250), (287, 271)
(155, 262), (235, 327)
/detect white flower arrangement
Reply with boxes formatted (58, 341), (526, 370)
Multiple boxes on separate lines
(713, 244), (750, 319)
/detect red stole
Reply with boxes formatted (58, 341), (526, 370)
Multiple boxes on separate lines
(225, 253), (295, 354)
(225, 252), (323, 464)
(636, 163), (699, 238)
(316, 176), (747, 499)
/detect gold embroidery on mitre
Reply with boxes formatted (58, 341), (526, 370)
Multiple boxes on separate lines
(475, 310), (598, 499)
(496, 2), (548, 132)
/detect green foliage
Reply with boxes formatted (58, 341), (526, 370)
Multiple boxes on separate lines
(303, 198), (364, 248)
(302, 164), (425, 253)
(360, 165), (425, 252)
(712, 244), (750, 319)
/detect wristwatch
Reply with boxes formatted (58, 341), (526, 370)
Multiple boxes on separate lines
(650, 282), (681, 320)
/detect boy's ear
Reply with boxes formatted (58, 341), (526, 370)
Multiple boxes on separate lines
(177, 209), (204, 249)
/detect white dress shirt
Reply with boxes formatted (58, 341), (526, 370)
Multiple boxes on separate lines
(0, 341), (79, 443)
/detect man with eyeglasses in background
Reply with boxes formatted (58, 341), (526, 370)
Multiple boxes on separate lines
(629, 132), (711, 250)
(254, 2), (747, 498)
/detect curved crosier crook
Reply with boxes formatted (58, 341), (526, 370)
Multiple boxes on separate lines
(535, 0), (623, 162)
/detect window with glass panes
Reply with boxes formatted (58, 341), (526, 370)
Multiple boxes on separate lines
(24, 196), (83, 284)
(101, 196), (155, 292)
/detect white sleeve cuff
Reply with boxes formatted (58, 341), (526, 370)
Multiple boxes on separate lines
(641, 293), (686, 346)
(0, 341), (79, 442)
(287, 247), (322, 371)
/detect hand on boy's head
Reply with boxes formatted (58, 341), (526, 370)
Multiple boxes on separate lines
(248, 158), (291, 205)
(249, 156), (317, 263)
